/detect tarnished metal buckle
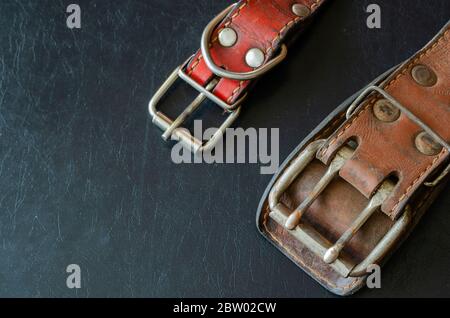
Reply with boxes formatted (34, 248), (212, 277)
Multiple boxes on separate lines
(268, 139), (412, 278)
(148, 56), (245, 154)
(149, 2), (289, 153)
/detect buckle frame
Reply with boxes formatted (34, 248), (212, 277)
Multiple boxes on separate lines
(148, 56), (245, 154)
(268, 139), (412, 278)
(149, 2), (291, 153)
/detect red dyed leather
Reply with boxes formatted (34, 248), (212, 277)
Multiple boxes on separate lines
(186, 0), (326, 109)
(318, 25), (450, 220)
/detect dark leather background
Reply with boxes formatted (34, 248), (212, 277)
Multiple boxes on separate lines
(0, 0), (449, 297)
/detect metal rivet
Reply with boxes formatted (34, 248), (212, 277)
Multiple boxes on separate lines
(411, 64), (437, 87)
(415, 132), (442, 156)
(292, 4), (311, 18)
(245, 48), (265, 68)
(218, 27), (237, 47)
(373, 99), (400, 122)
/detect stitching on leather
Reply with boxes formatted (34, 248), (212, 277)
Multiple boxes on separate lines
(227, 80), (245, 103)
(266, 0), (322, 55)
(261, 111), (370, 291)
(320, 28), (450, 156)
(389, 148), (446, 216)
(266, 17), (300, 55)
(261, 111), (439, 291)
(187, 55), (203, 76)
(211, 1), (250, 42)
(318, 27), (450, 216)
(192, 0), (323, 103)
(187, 0), (250, 76)
(230, 0), (323, 103)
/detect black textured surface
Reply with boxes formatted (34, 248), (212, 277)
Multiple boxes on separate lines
(0, 0), (449, 297)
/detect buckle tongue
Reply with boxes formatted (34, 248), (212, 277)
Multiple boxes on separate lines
(268, 139), (412, 277)
(323, 181), (394, 264)
(285, 146), (353, 230)
(148, 58), (243, 154)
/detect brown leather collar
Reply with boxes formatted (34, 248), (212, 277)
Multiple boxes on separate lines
(318, 23), (450, 220)
(257, 21), (450, 296)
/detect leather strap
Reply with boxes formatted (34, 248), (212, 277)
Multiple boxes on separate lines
(257, 21), (450, 296)
(318, 24), (450, 220)
(185, 0), (326, 109)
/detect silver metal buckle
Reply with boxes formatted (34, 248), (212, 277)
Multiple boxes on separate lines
(346, 85), (450, 187)
(149, 3), (288, 153)
(268, 139), (412, 278)
(201, 4), (288, 81)
(148, 56), (245, 154)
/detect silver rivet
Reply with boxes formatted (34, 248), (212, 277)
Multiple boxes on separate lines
(373, 99), (400, 122)
(292, 4), (311, 18)
(245, 48), (265, 68)
(218, 27), (238, 47)
(411, 64), (437, 87)
(415, 132), (442, 156)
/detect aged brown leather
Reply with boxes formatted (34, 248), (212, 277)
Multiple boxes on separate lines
(257, 21), (450, 295)
(317, 25), (450, 220)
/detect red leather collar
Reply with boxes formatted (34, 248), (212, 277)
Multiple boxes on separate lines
(149, 0), (327, 153)
(186, 0), (326, 109)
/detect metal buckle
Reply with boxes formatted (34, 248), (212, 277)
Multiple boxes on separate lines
(268, 139), (412, 278)
(149, 3), (290, 153)
(148, 56), (245, 154)
(346, 85), (450, 187)
(201, 4), (288, 81)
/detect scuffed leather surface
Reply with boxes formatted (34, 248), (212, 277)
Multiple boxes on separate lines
(318, 25), (450, 220)
(258, 22), (450, 295)
(258, 100), (449, 295)
(0, 0), (449, 297)
(186, 0), (326, 107)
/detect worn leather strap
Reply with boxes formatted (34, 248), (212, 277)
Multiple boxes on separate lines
(186, 0), (326, 109)
(318, 24), (450, 220)
(257, 21), (450, 296)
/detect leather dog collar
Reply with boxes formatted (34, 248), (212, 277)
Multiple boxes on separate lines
(149, 0), (326, 153)
(257, 21), (450, 295)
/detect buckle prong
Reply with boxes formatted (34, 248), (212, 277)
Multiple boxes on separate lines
(161, 79), (218, 141)
(268, 139), (413, 277)
(323, 181), (394, 264)
(149, 57), (244, 154)
(285, 146), (353, 230)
